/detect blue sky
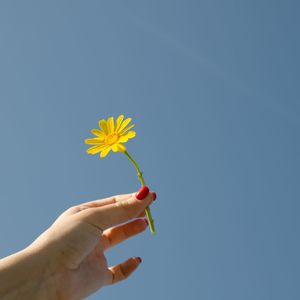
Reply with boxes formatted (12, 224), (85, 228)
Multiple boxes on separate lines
(0, 1), (299, 299)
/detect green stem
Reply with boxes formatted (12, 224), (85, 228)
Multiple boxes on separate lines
(124, 151), (155, 235)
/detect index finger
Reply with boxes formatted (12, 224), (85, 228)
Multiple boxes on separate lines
(77, 186), (154, 231)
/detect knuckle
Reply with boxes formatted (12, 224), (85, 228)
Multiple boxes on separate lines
(76, 204), (91, 212)
(110, 197), (118, 204)
(68, 205), (80, 213)
(122, 226), (131, 238)
(119, 264), (128, 279)
(115, 200), (136, 219)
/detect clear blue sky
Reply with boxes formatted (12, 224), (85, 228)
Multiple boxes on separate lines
(0, 1), (299, 299)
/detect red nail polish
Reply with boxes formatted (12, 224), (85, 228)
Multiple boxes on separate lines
(144, 218), (149, 226)
(152, 192), (157, 201)
(136, 186), (149, 200)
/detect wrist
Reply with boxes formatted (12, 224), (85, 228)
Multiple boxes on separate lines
(0, 246), (58, 300)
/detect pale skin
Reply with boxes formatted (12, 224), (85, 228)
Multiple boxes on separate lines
(0, 190), (155, 300)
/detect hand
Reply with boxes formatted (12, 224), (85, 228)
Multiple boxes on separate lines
(0, 186), (155, 300)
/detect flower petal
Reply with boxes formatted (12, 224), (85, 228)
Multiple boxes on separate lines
(119, 131), (136, 143)
(86, 145), (105, 154)
(111, 144), (118, 152)
(100, 147), (111, 158)
(91, 129), (105, 137)
(117, 118), (132, 133)
(85, 138), (105, 145)
(107, 117), (115, 134)
(119, 136), (128, 143)
(116, 143), (126, 152)
(115, 115), (124, 132)
(124, 130), (136, 139)
(119, 124), (135, 135)
(99, 119), (108, 134)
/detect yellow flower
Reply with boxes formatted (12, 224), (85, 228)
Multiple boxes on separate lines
(85, 115), (136, 158)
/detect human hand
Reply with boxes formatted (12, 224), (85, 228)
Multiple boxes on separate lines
(26, 186), (155, 299)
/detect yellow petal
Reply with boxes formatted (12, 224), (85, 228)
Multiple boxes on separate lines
(100, 147), (111, 158)
(86, 145), (105, 154)
(119, 136), (129, 143)
(99, 119), (108, 134)
(91, 129), (105, 137)
(119, 124), (135, 135)
(124, 130), (136, 138)
(85, 138), (105, 145)
(117, 143), (126, 152)
(117, 118), (132, 133)
(115, 115), (124, 132)
(107, 117), (115, 134)
(111, 144), (118, 152)
(119, 131), (136, 143)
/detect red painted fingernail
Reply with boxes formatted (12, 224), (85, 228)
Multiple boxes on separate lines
(152, 192), (157, 201)
(144, 218), (149, 226)
(136, 186), (149, 200)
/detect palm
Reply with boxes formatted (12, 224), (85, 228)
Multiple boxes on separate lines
(56, 239), (109, 300)
(51, 217), (146, 300)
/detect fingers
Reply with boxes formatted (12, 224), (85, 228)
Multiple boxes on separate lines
(66, 193), (133, 215)
(68, 189), (156, 216)
(78, 186), (154, 231)
(137, 192), (155, 217)
(102, 218), (148, 251)
(106, 257), (142, 285)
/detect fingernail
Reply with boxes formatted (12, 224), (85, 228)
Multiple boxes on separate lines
(152, 192), (157, 201)
(136, 186), (149, 200)
(136, 257), (142, 263)
(144, 218), (149, 226)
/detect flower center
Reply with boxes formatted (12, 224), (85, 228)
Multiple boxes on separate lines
(106, 133), (119, 145)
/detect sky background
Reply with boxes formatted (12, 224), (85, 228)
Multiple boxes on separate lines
(0, 1), (299, 299)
